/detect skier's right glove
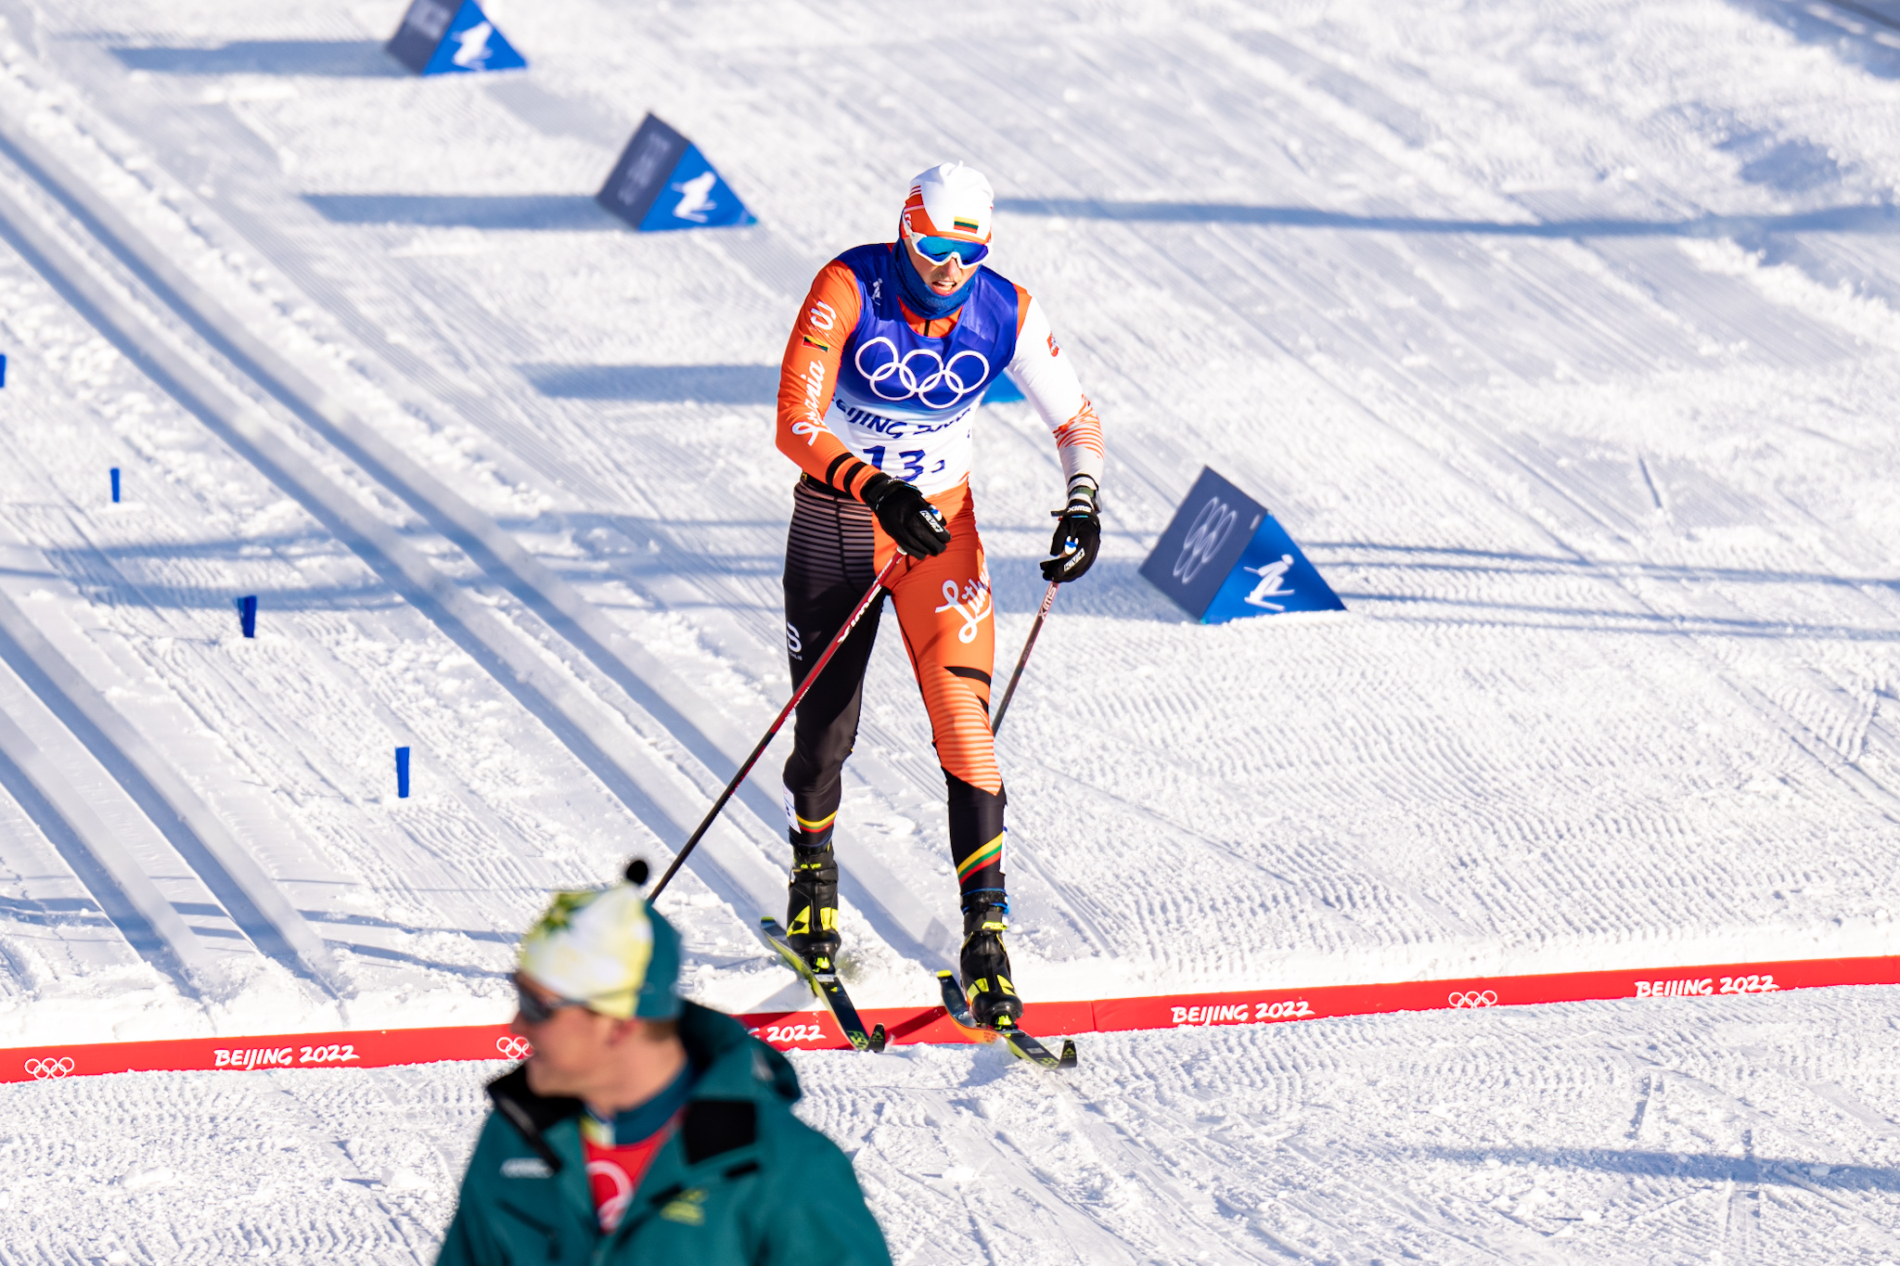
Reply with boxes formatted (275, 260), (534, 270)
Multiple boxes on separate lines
(860, 472), (952, 558)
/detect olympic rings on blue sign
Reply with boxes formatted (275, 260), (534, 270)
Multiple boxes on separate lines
(1173, 495), (1239, 584)
(855, 338), (991, 409)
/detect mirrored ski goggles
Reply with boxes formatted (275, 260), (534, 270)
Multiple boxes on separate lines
(513, 973), (588, 1025)
(910, 232), (990, 267)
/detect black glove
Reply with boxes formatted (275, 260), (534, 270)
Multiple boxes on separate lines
(860, 473), (952, 558)
(1041, 480), (1101, 582)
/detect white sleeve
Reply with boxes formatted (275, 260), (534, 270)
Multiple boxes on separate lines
(1005, 296), (1103, 491)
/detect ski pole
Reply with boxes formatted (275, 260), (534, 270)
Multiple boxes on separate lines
(991, 580), (1059, 738)
(651, 555), (901, 899)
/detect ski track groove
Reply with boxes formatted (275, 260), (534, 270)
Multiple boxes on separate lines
(0, 110), (818, 966)
(0, 88), (985, 985)
(0, 649), (215, 990)
(24, 54), (1065, 975)
(6, 36), (1149, 978)
(0, 523), (342, 993)
(0, 112), (768, 1017)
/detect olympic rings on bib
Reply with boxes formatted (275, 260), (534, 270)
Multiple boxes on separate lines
(1173, 495), (1239, 584)
(855, 337), (991, 409)
(24, 1056), (75, 1079)
(495, 1035), (534, 1061)
(1447, 990), (1498, 1009)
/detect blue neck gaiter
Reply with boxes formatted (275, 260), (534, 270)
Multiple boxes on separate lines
(892, 241), (975, 322)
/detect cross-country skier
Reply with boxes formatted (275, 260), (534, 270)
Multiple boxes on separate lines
(773, 161), (1105, 1027)
(436, 868), (890, 1265)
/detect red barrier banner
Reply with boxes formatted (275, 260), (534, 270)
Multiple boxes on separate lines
(1089, 954), (1900, 1033)
(4, 1024), (530, 1083)
(6, 954), (1896, 1082)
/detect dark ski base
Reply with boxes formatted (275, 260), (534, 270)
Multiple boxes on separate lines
(757, 917), (887, 1053)
(936, 970), (1078, 1070)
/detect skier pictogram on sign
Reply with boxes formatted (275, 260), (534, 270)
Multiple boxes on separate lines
(386, 0), (527, 76)
(596, 114), (757, 232)
(1139, 466), (1343, 624)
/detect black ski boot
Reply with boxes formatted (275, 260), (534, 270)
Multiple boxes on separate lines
(960, 901), (1023, 1028)
(785, 845), (841, 970)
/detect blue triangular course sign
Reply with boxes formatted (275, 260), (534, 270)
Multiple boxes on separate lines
(1139, 466), (1344, 624)
(596, 114), (757, 232)
(387, 0), (526, 76)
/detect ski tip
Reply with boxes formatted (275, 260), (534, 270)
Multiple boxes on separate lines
(869, 1024), (888, 1054)
(1058, 1039), (1078, 1070)
(934, 969), (955, 982)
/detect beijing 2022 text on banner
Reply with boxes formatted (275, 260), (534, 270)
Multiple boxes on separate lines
(1140, 466), (1343, 624)
(386, 0), (526, 76)
(596, 114), (757, 232)
(8, 953), (1895, 1078)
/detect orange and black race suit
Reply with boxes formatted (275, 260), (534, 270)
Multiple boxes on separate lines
(774, 242), (1104, 909)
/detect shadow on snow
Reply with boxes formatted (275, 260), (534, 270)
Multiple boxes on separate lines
(302, 194), (614, 231)
(519, 364), (779, 404)
(109, 41), (406, 78)
(1436, 1145), (1900, 1194)
(995, 197), (1900, 239)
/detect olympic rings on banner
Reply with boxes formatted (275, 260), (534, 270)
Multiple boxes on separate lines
(495, 1036), (533, 1061)
(855, 338), (991, 409)
(1173, 495), (1239, 584)
(1447, 991), (1498, 1009)
(24, 1056), (75, 1079)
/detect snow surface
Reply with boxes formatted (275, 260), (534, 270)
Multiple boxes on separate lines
(0, 0), (1896, 1258)
(15, 988), (1900, 1264)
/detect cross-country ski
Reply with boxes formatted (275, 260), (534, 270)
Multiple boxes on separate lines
(936, 970), (1078, 1070)
(757, 917), (888, 1054)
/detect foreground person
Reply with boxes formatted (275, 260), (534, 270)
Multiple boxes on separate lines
(436, 866), (891, 1265)
(774, 161), (1106, 1027)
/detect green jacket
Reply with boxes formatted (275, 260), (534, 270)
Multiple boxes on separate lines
(436, 1003), (892, 1266)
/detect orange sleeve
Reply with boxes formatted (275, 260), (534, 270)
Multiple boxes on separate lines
(776, 262), (880, 499)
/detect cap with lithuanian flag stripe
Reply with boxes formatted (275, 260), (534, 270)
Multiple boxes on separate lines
(898, 162), (994, 246)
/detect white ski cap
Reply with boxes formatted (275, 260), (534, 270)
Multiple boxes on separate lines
(899, 162), (994, 244)
(516, 881), (683, 1020)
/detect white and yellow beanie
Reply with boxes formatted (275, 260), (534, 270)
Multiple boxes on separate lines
(517, 872), (683, 1020)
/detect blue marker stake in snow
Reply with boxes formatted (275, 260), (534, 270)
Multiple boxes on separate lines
(395, 747), (411, 799)
(237, 595), (257, 639)
(0, 354), (8, 387)
(110, 468), (120, 503)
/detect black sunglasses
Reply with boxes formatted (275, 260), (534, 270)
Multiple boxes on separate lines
(513, 974), (587, 1025)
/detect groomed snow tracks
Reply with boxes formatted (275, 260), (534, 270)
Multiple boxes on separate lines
(0, 633), (215, 988)
(0, 110), (792, 933)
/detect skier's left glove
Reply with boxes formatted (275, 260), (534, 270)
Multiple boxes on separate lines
(1041, 478), (1101, 582)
